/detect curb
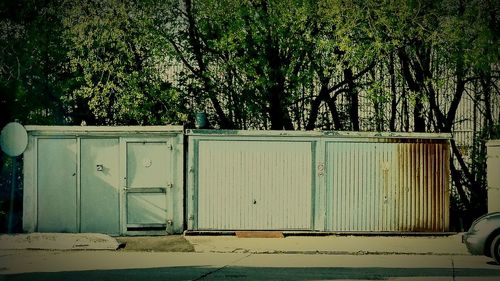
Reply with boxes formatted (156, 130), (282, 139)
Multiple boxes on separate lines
(0, 233), (119, 250)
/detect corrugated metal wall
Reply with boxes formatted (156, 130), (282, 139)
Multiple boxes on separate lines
(196, 140), (314, 230)
(325, 140), (450, 232)
(187, 131), (451, 232)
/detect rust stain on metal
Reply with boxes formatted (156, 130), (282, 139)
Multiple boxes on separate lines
(397, 140), (450, 232)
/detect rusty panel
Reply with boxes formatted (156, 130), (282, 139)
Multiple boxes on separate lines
(396, 142), (450, 231)
(397, 141), (450, 231)
(326, 140), (450, 232)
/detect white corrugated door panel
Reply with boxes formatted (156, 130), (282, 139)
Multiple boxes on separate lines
(37, 138), (78, 232)
(80, 138), (120, 234)
(326, 141), (398, 232)
(196, 140), (313, 230)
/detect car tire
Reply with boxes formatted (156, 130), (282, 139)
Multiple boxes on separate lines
(491, 234), (500, 264)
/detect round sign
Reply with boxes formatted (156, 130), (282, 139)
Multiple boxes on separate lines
(0, 122), (28, 157)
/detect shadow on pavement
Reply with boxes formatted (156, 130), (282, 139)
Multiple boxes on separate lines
(1, 266), (500, 281)
(115, 236), (195, 252)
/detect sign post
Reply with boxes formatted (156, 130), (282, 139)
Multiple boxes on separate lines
(0, 122), (28, 233)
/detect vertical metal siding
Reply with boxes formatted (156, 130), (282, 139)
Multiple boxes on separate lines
(188, 131), (450, 233)
(326, 140), (450, 232)
(196, 140), (313, 230)
(326, 142), (394, 231)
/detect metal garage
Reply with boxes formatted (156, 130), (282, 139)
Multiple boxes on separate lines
(186, 130), (451, 233)
(22, 126), (184, 235)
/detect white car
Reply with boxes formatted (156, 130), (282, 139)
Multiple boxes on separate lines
(462, 212), (500, 264)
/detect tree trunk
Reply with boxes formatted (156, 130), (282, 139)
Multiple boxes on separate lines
(413, 96), (425, 132)
(481, 72), (493, 130)
(306, 77), (330, 130)
(372, 66), (384, 131)
(398, 47), (427, 132)
(402, 87), (409, 132)
(327, 94), (343, 130)
(267, 48), (292, 130)
(344, 68), (359, 131)
(260, 0), (293, 130)
(444, 67), (465, 131)
(184, 0), (233, 129)
(389, 52), (397, 131)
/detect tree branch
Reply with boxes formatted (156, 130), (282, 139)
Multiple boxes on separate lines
(167, 37), (200, 78)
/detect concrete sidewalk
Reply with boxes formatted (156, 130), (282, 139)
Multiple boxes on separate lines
(0, 232), (470, 255)
(185, 234), (469, 255)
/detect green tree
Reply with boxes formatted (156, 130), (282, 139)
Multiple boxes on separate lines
(346, 0), (499, 222)
(0, 0), (70, 126)
(158, 0), (379, 130)
(61, 0), (187, 125)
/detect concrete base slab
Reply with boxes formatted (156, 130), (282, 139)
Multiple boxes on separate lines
(185, 234), (470, 255)
(0, 233), (119, 250)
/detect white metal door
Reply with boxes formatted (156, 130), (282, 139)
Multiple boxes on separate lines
(37, 138), (77, 232)
(195, 140), (314, 230)
(122, 139), (173, 232)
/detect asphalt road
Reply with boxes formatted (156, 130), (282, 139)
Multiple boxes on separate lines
(1, 250), (499, 280)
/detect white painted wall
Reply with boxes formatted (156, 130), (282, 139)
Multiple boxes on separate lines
(487, 140), (500, 213)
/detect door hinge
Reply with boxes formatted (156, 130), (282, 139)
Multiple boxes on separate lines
(167, 183), (173, 188)
(168, 144), (173, 150)
(318, 162), (325, 176)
